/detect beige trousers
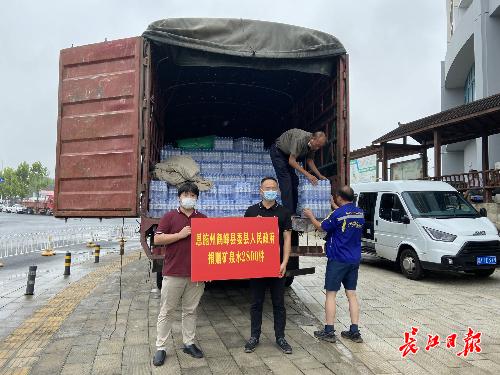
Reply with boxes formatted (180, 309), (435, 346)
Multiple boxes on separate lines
(156, 276), (205, 350)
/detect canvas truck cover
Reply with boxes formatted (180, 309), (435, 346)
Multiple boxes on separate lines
(142, 18), (346, 75)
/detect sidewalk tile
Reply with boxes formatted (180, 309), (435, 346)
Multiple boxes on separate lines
(207, 355), (242, 374)
(60, 363), (92, 375)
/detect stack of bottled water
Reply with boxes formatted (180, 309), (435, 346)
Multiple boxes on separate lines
(233, 137), (265, 153)
(160, 145), (182, 161)
(148, 180), (176, 218)
(149, 136), (315, 218)
(213, 137), (233, 150)
(297, 176), (332, 219)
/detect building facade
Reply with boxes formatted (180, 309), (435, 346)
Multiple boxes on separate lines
(441, 0), (500, 174)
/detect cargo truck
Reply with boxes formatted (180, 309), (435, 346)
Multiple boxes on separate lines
(54, 18), (350, 286)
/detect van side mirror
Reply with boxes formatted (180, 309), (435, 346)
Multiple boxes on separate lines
(401, 215), (410, 224)
(479, 208), (487, 217)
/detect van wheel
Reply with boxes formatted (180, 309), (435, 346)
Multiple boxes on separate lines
(399, 248), (424, 280)
(470, 269), (495, 278)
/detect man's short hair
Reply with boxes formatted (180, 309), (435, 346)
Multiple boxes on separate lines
(261, 176), (278, 185)
(336, 186), (355, 202)
(177, 182), (199, 197)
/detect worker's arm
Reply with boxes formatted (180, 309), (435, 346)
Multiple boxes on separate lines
(154, 226), (191, 245)
(306, 158), (327, 180)
(279, 230), (292, 278)
(288, 154), (318, 185)
(302, 209), (323, 231)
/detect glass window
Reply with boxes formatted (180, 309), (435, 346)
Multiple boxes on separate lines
(379, 193), (405, 222)
(358, 192), (377, 239)
(464, 64), (475, 104)
(402, 191), (479, 218)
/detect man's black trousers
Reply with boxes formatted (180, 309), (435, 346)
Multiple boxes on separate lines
(270, 144), (299, 214)
(249, 277), (286, 340)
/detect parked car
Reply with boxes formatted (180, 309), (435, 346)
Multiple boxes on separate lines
(353, 180), (499, 280)
(12, 204), (25, 214)
(0, 204), (5, 212)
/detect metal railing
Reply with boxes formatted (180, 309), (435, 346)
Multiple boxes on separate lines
(425, 169), (500, 202)
(0, 224), (138, 260)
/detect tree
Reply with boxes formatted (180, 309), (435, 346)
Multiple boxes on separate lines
(0, 167), (21, 202)
(29, 161), (51, 200)
(0, 161), (52, 203)
(16, 162), (31, 199)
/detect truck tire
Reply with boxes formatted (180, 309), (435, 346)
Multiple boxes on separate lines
(399, 248), (424, 280)
(156, 272), (163, 290)
(470, 269), (495, 278)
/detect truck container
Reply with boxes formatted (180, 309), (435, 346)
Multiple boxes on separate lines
(54, 18), (350, 284)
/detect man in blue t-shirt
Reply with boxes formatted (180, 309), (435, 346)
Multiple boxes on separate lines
(303, 185), (365, 343)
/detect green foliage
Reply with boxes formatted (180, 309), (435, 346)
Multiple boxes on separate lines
(29, 162), (51, 199)
(0, 161), (52, 201)
(0, 167), (20, 201)
(16, 162), (31, 198)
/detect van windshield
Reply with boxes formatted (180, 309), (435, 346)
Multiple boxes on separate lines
(401, 191), (479, 218)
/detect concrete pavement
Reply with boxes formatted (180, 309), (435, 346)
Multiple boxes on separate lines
(1, 250), (499, 374)
(293, 255), (500, 374)
(0, 239), (140, 342)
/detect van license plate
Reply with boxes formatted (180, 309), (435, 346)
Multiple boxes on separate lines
(477, 256), (496, 265)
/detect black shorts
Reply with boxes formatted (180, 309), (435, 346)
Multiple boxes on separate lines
(324, 259), (359, 292)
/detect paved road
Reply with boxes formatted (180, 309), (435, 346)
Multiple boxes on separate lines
(0, 212), (138, 235)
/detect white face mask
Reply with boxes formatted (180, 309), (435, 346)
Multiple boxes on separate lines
(180, 197), (197, 210)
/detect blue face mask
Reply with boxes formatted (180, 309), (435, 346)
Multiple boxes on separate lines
(263, 190), (278, 201)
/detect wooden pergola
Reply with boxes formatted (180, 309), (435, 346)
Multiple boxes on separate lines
(352, 93), (500, 201)
(350, 143), (426, 181)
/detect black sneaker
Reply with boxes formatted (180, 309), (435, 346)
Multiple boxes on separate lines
(183, 344), (204, 358)
(314, 329), (337, 343)
(152, 350), (166, 366)
(341, 330), (363, 343)
(244, 337), (259, 353)
(276, 337), (292, 354)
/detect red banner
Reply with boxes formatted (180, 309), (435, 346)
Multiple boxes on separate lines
(190, 217), (280, 282)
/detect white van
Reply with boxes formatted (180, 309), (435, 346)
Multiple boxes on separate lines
(352, 181), (499, 280)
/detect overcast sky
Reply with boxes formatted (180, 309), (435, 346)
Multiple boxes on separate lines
(0, 0), (446, 176)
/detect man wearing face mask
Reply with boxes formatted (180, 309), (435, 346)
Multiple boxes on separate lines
(270, 129), (328, 214)
(153, 182), (207, 367)
(243, 177), (293, 355)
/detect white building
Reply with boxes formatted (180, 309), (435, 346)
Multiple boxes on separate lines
(441, 0), (500, 174)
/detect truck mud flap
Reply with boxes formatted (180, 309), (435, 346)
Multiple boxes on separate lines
(285, 267), (315, 277)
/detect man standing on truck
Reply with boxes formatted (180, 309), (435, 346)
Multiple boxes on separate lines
(270, 129), (328, 214)
(244, 177), (294, 354)
(303, 186), (365, 343)
(153, 182), (207, 366)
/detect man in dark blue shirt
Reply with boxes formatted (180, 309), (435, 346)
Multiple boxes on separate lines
(303, 185), (365, 343)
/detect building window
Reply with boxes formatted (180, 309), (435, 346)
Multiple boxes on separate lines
(464, 64), (475, 104)
(449, 0), (455, 37)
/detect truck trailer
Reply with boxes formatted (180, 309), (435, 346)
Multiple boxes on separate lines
(54, 18), (350, 285)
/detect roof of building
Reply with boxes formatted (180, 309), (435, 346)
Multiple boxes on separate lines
(373, 92), (500, 145)
(350, 143), (424, 160)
